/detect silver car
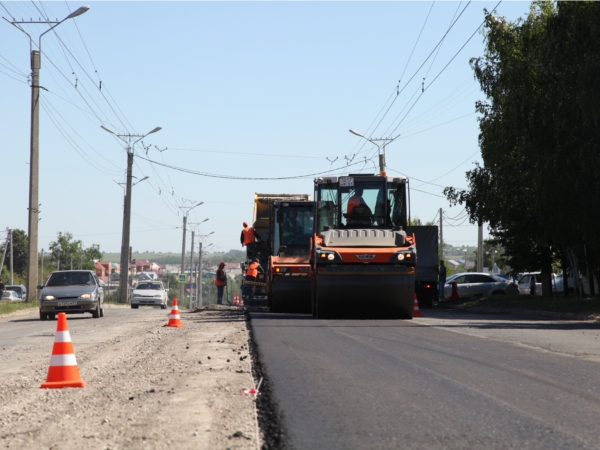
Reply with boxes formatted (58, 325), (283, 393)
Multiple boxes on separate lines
(38, 270), (104, 320)
(130, 281), (168, 309)
(443, 272), (519, 298)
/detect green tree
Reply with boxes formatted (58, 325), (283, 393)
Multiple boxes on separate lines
(48, 232), (102, 271)
(0, 229), (28, 275)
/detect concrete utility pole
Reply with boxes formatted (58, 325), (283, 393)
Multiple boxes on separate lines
(178, 203), (204, 306)
(40, 248), (44, 283)
(101, 125), (161, 304)
(187, 219), (209, 309)
(477, 224), (484, 272)
(9, 229), (13, 285)
(349, 129), (401, 176)
(439, 208), (443, 262)
(198, 242), (203, 307)
(0, 229), (9, 271)
(4, 5), (90, 301)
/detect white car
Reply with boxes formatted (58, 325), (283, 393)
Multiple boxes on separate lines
(1, 290), (22, 301)
(443, 272), (519, 298)
(517, 272), (542, 296)
(130, 282), (168, 309)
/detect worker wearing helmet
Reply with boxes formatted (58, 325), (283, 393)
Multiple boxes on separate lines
(214, 262), (227, 305)
(282, 209), (302, 241)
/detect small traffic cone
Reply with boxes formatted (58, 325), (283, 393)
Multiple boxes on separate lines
(240, 296), (244, 306)
(41, 313), (85, 389)
(233, 294), (239, 306)
(164, 298), (185, 328)
(413, 294), (423, 317)
(450, 281), (460, 300)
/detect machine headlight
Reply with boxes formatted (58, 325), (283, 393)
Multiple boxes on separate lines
(327, 254), (335, 261)
(79, 294), (91, 299)
(397, 254), (405, 261)
(43, 295), (55, 300)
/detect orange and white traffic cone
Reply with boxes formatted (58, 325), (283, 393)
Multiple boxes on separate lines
(233, 294), (239, 306)
(413, 294), (423, 318)
(240, 296), (244, 306)
(41, 313), (85, 389)
(164, 298), (185, 328)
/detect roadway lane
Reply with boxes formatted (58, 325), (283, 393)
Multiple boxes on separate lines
(250, 311), (600, 449)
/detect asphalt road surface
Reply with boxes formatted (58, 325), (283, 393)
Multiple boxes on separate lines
(250, 310), (600, 449)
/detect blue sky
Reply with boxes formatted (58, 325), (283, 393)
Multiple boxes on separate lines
(0, 1), (531, 256)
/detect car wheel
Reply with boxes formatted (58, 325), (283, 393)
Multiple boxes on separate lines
(48, 313), (56, 320)
(40, 310), (47, 321)
(161, 304), (167, 310)
(131, 305), (139, 309)
(92, 303), (100, 318)
(100, 306), (104, 317)
(491, 291), (505, 295)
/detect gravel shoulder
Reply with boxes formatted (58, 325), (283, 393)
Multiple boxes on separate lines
(0, 305), (261, 449)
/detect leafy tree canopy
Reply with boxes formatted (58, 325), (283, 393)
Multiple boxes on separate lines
(48, 232), (102, 271)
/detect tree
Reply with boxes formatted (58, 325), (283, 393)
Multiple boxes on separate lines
(0, 229), (28, 275)
(48, 232), (102, 271)
(445, 2), (600, 296)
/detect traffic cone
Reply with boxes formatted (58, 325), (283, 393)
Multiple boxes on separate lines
(240, 296), (244, 306)
(164, 298), (185, 328)
(413, 294), (423, 317)
(41, 313), (85, 389)
(233, 294), (239, 306)
(450, 281), (460, 300)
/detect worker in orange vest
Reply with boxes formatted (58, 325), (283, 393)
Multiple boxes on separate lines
(347, 187), (366, 214)
(245, 258), (264, 302)
(214, 262), (227, 305)
(241, 221), (260, 259)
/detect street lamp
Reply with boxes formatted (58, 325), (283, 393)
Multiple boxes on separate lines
(101, 125), (162, 303)
(348, 129), (401, 176)
(196, 234), (214, 307)
(3, 6), (90, 301)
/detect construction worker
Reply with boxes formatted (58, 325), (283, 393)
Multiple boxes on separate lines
(215, 262), (227, 305)
(347, 187), (366, 214)
(282, 209), (302, 239)
(245, 258), (264, 302)
(241, 222), (259, 259)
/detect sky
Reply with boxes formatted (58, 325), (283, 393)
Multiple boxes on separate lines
(0, 0), (532, 257)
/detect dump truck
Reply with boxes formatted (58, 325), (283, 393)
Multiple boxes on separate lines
(406, 225), (439, 308)
(241, 193), (310, 307)
(311, 174), (416, 319)
(268, 199), (314, 313)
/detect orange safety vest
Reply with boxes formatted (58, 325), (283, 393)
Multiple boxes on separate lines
(246, 262), (259, 278)
(242, 226), (255, 245)
(347, 195), (361, 214)
(215, 268), (227, 286)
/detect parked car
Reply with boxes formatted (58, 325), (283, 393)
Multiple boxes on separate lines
(443, 272), (519, 298)
(38, 270), (105, 320)
(517, 272), (542, 296)
(5, 284), (27, 300)
(130, 281), (168, 309)
(1, 290), (22, 301)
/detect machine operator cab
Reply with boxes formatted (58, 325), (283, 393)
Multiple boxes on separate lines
(273, 201), (314, 256)
(315, 174), (408, 246)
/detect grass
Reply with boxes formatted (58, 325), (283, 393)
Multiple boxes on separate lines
(0, 300), (40, 316)
(440, 294), (600, 316)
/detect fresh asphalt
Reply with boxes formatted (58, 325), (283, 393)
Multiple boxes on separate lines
(250, 310), (600, 449)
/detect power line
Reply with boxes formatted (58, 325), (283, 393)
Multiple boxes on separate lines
(163, 147), (326, 160)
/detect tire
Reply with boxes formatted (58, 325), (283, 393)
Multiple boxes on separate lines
(48, 313), (56, 320)
(131, 305), (139, 309)
(100, 306), (104, 317)
(92, 302), (100, 318)
(40, 311), (47, 321)
(161, 304), (167, 310)
(491, 291), (505, 296)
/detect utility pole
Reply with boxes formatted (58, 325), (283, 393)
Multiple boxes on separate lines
(0, 229), (9, 271)
(189, 230), (195, 309)
(101, 125), (161, 304)
(349, 129), (401, 176)
(9, 229), (14, 284)
(439, 208), (443, 262)
(477, 223), (484, 272)
(40, 248), (44, 283)
(198, 242), (203, 307)
(4, 5), (90, 302)
(177, 203), (204, 305)
(180, 215), (187, 305)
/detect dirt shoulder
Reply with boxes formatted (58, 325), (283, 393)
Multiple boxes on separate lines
(0, 305), (261, 449)
(436, 294), (600, 321)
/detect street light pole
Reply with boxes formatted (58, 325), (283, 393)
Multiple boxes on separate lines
(349, 129), (401, 177)
(188, 219), (209, 309)
(101, 125), (162, 303)
(178, 202), (203, 305)
(3, 5), (90, 302)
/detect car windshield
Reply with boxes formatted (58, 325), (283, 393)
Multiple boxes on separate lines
(136, 283), (162, 290)
(491, 274), (507, 282)
(47, 272), (93, 286)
